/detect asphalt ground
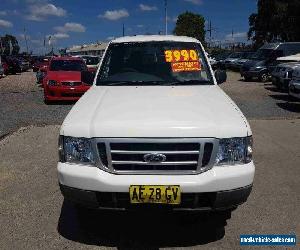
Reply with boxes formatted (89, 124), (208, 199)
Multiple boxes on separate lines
(0, 71), (299, 249)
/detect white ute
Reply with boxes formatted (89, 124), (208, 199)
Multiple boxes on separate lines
(58, 35), (255, 211)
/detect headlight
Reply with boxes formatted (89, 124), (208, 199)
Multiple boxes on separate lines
(58, 136), (95, 164)
(285, 70), (293, 79)
(48, 80), (58, 86)
(215, 136), (253, 166)
(250, 66), (263, 71)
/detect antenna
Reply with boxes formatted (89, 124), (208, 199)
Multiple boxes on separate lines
(165, 0), (168, 35)
(24, 27), (29, 54)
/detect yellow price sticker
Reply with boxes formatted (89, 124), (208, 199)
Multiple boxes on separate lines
(164, 49), (198, 62)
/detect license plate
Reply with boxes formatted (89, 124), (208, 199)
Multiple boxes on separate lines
(129, 185), (181, 204)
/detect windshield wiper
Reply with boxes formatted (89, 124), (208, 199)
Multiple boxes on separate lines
(164, 80), (211, 86)
(97, 80), (165, 86)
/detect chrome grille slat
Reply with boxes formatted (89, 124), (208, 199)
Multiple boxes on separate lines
(111, 161), (198, 165)
(61, 81), (82, 86)
(111, 150), (199, 154)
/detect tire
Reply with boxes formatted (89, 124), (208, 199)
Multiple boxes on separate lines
(44, 98), (51, 105)
(259, 73), (269, 83)
(244, 76), (252, 82)
(288, 93), (298, 102)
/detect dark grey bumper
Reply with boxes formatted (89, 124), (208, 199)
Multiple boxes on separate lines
(60, 184), (253, 211)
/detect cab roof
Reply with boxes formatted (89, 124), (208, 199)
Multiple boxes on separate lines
(111, 35), (200, 44)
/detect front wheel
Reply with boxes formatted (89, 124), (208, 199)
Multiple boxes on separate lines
(288, 93), (298, 102)
(259, 72), (269, 82)
(244, 76), (252, 82)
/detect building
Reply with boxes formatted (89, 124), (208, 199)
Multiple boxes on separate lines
(66, 42), (108, 57)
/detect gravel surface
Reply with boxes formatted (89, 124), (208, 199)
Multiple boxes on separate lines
(221, 72), (300, 120)
(0, 72), (72, 138)
(0, 120), (299, 249)
(1, 71), (299, 138)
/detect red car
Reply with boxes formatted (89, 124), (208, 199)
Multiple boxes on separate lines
(32, 57), (51, 72)
(43, 57), (91, 103)
(1, 61), (9, 75)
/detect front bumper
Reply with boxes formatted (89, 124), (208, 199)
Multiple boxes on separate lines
(58, 161), (255, 210)
(44, 85), (90, 101)
(60, 184), (252, 211)
(241, 70), (263, 78)
(289, 81), (300, 100)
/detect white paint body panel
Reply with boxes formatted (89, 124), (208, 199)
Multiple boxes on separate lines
(58, 162), (255, 193)
(61, 85), (251, 138)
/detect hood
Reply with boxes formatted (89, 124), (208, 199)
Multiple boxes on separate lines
(244, 59), (266, 68)
(225, 58), (239, 62)
(47, 71), (81, 82)
(61, 85), (251, 138)
(238, 59), (248, 63)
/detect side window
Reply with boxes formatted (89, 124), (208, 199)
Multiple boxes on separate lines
(285, 45), (300, 56)
(275, 50), (283, 57)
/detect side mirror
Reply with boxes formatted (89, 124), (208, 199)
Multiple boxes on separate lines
(215, 69), (227, 84)
(81, 70), (95, 85)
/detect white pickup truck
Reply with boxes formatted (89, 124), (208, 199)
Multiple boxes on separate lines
(58, 35), (254, 212)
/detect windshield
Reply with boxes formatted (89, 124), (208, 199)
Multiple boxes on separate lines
(251, 49), (273, 60)
(229, 52), (242, 59)
(96, 41), (213, 86)
(82, 56), (100, 66)
(49, 60), (87, 71)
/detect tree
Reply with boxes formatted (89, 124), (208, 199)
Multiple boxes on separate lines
(173, 12), (206, 45)
(0, 34), (20, 55)
(248, 0), (300, 48)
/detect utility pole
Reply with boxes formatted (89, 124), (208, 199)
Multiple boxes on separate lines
(164, 0), (168, 35)
(206, 19), (215, 48)
(122, 23), (125, 36)
(231, 28), (234, 50)
(23, 27), (29, 54)
(206, 20), (212, 47)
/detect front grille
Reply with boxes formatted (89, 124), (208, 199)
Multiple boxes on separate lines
(96, 139), (217, 174)
(61, 93), (83, 97)
(61, 81), (82, 86)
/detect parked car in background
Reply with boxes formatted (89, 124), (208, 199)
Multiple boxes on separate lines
(1, 56), (21, 74)
(32, 57), (51, 72)
(0, 62), (4, 77)
(18, 57), (30, 72)
(43, 57), (91, 103)
(271, 54), (300, 91)
(36, 62), (49, 85)
(224, 52), (244, 69)
(241, 42), (300, 82)
(214, 51), (231, 67)
(74, 55), (100, 73)
(1, 61), (9, 75)
(289, 67), (300, 101)
(232, 52), (254, 71)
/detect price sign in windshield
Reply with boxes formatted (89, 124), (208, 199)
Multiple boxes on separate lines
(164, 49), (198, 63)
(164, 49), (201, 72)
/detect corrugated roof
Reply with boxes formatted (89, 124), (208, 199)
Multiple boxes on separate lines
(67, 43), (108, 52)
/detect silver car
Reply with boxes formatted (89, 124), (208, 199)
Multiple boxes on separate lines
(271, 62), (300, 90)
(289, 67), (300, 101)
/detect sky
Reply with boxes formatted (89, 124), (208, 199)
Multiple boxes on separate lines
(0, 0), (257, 54)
